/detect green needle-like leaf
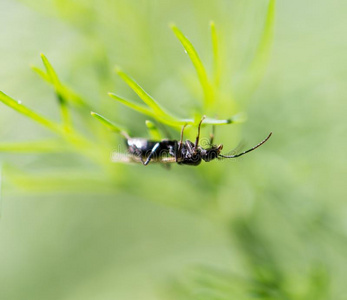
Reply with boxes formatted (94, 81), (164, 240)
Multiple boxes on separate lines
(109, 92), (239, 128)
(40, 53), (72, 131)
(171, 24), (213, 110)
(254, 0), (276, 69)
(108, 93), (155, 117)
(0, 92), (102, 165)
(32, 55), (87, 108)
(61, 86), (87, 107)
(109, 25), (244, 131)
(91, 112), (128, 135)
(0, 91), (63, 134)
(210, 21), (221, 88)
(40, 53), (60, 87)
(245, 0), (276, 94)
(205, 113), (246, 125)
(109, 93), (181, 128)
(31, 65), (50, 82)
(59, 96), (71, 132)
(115, 67), (167, 116)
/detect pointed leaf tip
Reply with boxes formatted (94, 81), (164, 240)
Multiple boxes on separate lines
(145, 120), (154, 127)
(114, 66), (122, 74)
(40, 53), (48, 62)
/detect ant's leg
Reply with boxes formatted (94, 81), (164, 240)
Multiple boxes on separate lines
(178, 124), (187, 152)
(177, 125), (187, 162)
(131, 145), (146, 164)
(121, 131), (131, 140)
(161, 163), (171, 170)
(174, 141), (179, 163)
(144, 142), (160, 166)
(194, 116), (206, 148)
(209, 125), (215, 145)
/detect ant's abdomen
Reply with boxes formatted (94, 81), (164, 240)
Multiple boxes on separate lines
(127, 138), (158, 155)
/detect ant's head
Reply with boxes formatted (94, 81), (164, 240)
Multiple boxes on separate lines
(201, 144), (223, 162)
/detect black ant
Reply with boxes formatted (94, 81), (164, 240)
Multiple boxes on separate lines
(122, 116), (272, 166)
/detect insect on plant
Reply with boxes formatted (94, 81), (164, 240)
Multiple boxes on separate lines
(98, 18), (275, 167)
(0, 6), (276, 172)
(115, 116), (272, 166)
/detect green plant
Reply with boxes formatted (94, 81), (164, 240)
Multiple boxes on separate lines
(0, 1), (283, 299)
(0, 5), (274, 175)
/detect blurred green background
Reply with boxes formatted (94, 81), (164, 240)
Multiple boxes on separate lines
(0, 0), (346, 299)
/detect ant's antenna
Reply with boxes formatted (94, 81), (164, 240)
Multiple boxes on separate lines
(219, 132), (272, 159)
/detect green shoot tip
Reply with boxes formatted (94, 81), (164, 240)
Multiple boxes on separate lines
(145, 120), (153, 126)
(169, 22), (176, 29)
(114, 66), (122, 74)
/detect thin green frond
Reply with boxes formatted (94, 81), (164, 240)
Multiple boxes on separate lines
(40, 53), (72, 131)
(0, 91), (96, 158)
(110, 26), (240, 130)
(108, 93), (155, 117)
(31, 65), (50, 82)
(171, 24), (213, 110)
(255, 0), (276, 68)
(204, 113), (246, 125)
(0, 91), (63, 134)
(210, 21), (220, 88)
(32, 55), (87, 108)
(62, 86), (87, 107)
(91, 112), (128, 135)
(115, 67), (167, 116)
(109, 92), (238, 128)
(40, 53), (60, 87)
(247, 0), (276, 91)
(145, 120), (162, 140)
(58, 95), (71, 132)
(0, 91), (102, 165)
(109, 93), (181, 128)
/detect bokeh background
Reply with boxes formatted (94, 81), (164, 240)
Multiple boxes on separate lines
(0, 0), (346, 299)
